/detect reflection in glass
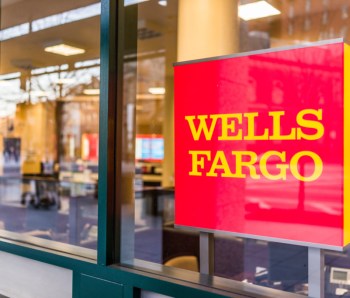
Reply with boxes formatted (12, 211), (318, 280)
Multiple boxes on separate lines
(31, 3), (101, 32)
(119, 0), (350, 296)
(0, 0), (100, 255)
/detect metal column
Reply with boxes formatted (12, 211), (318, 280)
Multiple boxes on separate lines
(199, 232), (214, 274)
(308, 247), (324, 298)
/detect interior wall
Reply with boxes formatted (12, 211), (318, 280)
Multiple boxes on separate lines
(15, 102), (57, 173)
(0, 251), (72, 298)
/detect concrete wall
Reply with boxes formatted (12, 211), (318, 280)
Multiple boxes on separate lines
(0, 251), (72, 298)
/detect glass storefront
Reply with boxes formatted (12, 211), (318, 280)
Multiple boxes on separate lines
(118, 0), (350, 297)
(2, 0), (350, 297)
(0, 0), (100, 256)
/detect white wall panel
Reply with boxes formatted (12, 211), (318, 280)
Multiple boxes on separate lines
(0, 251), (72, 298)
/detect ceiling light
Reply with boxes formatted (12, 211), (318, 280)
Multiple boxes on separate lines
(158, 0), (167, 6)
(148, 87), (165, 95)
(83, 89), (100, 95)
(137, 94), (164, 100)
(238, 1), (281, 21)
(125, 0), (149, 6)
(44, 44), (85, 56)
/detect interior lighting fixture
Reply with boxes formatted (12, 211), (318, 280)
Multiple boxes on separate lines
(125, 0), (149, 6)
(137, 94), (163, 100)
(44, 44), (85, 56)
(148, 87), (165, 95)
(158, 0), (167, 6)
(238, 1), (281, 21)
(83, 89), (100, 95)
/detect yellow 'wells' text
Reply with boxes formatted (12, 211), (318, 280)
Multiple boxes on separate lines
(185, 109), (324, 141)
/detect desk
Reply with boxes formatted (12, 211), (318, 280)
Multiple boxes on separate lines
(141, 174), (162, 187)
(0, 174), (98, 248)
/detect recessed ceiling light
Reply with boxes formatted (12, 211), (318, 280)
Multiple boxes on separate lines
(148, 87), (165, 95)
(158, 0), (167, 6)
(238, 1), (281, 21)
(44, 44), (85, 56)
(83, 89), (100, 95)
(137, 94), (164, 100)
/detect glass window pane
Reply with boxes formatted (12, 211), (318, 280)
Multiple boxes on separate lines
(0, 0), (100, 256)
(119, 0), (350, 296)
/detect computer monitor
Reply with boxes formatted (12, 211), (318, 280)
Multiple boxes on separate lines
(135, 134), (164, 162)
(330, 267), (350, 285)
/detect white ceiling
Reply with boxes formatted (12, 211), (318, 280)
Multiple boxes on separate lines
(0, 0), (100, 74)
